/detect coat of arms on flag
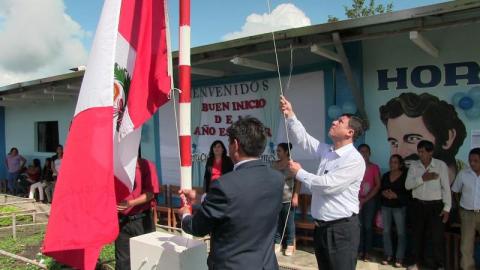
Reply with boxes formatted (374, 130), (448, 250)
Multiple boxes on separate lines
(114, 63), (131, 132)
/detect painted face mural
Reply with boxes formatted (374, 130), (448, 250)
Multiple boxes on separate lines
(379, 92), (467, 179)
(385, 114), (436, 161)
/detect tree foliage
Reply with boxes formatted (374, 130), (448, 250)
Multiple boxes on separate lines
(328, 0), (393, 22)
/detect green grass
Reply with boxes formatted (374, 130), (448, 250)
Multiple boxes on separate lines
(0, 206), (39, 269)
(99, 244), (115, 263)
(0, 228), (45, 270)
(0, 203), (116, 270)
(0, 205), (33, 227)
(40, 243), (116, 269)
(0, 228), (116, 269)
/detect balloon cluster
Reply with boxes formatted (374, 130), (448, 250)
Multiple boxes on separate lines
(327, 101), (357, 119)
(451, 86), (480, 119)
(269, 141), (275, 154)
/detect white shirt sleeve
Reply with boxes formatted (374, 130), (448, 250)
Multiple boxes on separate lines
(405, 164), (424, 190)
(451, 172), (463, 193)
(296, 157), (365, 195)
(440, 162), (452, 212)
(286, 116), (323, 159)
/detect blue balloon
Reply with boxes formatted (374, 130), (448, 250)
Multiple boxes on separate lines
(468, 86), (480, 103)
(459, 96), (474, 110)
(452, 92), (466, 107)
(342, 101), (357, 114)
(327, 105), (342, 119)
(466, 106), (480, 119)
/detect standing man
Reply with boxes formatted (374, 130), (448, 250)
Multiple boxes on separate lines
(280, 96), (366, 270)
(452, 148), (480, 270)
(115, 151), (159, 270)
(180, 116), (284, 270)
(405, 140), (451, 270)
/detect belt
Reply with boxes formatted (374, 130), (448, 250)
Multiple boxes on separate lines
(461, 207), (480, 213)
(314, 214), (357, 227)
(119, 212), (147, 224)
(414, 199), (442, 205)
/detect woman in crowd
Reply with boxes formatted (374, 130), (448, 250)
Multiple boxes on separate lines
(380, 154), (408, 268)
(358, 144), (381, 261)
(27, 159), (44, 201)
(272, 142), (301, 256)
(51, 145), (63, 178)
(46, 145), (63, 202)
(203, 140), (233, 193)
(42, 158), (54, 203)
(5, 147), (26, 194)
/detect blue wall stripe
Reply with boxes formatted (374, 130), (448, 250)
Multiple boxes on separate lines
(0, 107), (6, 178)
(153, 111), (162, 184)
(323, 68), (334, 145)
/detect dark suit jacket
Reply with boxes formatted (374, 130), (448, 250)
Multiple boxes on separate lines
(182, 159), (284, 270)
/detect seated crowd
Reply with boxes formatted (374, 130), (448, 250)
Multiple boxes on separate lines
(3, 145), (63, 204)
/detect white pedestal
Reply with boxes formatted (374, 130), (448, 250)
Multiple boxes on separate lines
(130, 231), (208, 270)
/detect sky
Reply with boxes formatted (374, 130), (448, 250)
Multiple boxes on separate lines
(0, 0), (449, 87)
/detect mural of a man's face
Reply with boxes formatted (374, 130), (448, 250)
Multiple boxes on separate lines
(386, 114), (436, 161)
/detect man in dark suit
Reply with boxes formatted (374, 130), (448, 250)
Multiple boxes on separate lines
(180, 116), (284, 270)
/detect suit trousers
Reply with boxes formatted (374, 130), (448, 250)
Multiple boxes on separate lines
(359, 198), (376, 254)
(460, 208), (480, 270)
(115, 212), (154, 270)
(313, 215), (360, 270)
(411, 199), (445, 268)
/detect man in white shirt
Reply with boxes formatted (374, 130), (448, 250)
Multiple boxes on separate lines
(452, 147), (480, 270)
(405, 140), (451, 270)
(280, 96), (366, 270)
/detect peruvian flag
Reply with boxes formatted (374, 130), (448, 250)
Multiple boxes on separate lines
(42, 0), (172, 269)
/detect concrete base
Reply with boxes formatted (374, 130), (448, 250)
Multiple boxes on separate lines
(130, 231), (208, 270)
(276, 247), (402, 270)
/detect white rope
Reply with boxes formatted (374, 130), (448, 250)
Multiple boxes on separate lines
(165, 0), (182, 171)
(266, 0), (296, 251)
(168, 88), (183, 169)
(285, 44), (294, 92)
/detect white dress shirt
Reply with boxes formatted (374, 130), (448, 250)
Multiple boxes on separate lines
(287, 116), (365, 221)
(405, 158), (451, 212)
(452, 168), (480, 210)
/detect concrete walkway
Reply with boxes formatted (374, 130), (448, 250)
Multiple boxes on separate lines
(277, 247), (403, 270)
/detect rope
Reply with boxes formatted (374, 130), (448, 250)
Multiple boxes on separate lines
(266, 0), (296, 251)
(285, 44), (294, 92)
(164, 0), (182, 172)
(168, 88), (183, 169)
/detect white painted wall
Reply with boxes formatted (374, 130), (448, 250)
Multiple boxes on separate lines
(4, 100), (157, 167)
(5, 101), (76, 164)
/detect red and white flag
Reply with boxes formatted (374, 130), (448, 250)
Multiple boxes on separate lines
(42, 0), (172, 269)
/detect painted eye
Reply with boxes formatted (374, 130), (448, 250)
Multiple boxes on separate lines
(405, 135), (423, 144)
(388, 140), (398, 148)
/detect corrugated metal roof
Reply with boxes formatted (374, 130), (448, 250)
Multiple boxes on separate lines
(0, 0), (479, 93)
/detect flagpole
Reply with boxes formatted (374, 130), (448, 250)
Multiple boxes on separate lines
(179, 0), (192, 192)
